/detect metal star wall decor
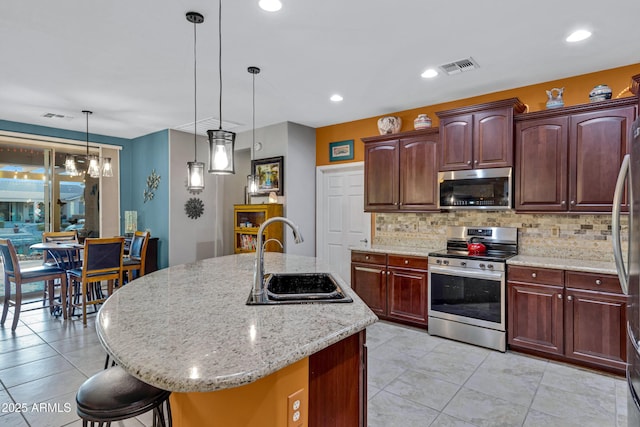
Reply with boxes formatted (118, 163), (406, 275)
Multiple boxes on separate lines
(185, 197), (204, 219)
(144, 169), (161, 203)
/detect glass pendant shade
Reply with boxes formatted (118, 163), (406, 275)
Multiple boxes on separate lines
(87, 155), (101, 178)
(247, 174), (258, 194)
(187, 161), (205, 191)
(64, 155), (77, 175)
(102, 157), (113, 177)
(207, 129), (235, 174)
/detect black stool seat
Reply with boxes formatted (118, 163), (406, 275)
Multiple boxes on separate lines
(76, 366), (171, 425)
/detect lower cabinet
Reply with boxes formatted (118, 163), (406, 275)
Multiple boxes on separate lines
(508, 266), (627, 374)
(351, 251), (428, 328)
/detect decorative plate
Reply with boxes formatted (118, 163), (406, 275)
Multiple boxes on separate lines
(184, 198), (204, 219)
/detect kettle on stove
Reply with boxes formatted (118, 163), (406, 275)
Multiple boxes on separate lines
(466, 237), (486, 254)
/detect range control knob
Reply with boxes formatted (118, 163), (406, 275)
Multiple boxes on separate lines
(436, 259), (442, 265)
(443, 260), (450, 265)
(487, 264), (494, 270)
(479, 263), (486, 269)
(460, 261), (467, 267)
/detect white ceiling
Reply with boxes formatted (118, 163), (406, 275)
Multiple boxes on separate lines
(0, 0), (638, 140)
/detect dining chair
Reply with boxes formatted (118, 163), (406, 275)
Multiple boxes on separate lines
(0, 238), (69, 331)
(67, 237), (124, 326)
(122, 231), (150, 284)
(41, 230), (80, 311)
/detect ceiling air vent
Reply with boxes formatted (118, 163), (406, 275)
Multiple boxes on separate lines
(42, 112), (69, 119)
(439, 57), (480, 76)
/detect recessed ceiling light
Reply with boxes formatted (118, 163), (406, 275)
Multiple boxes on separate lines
(259, 0), (282, 12)
(566, 29), (592, 42)
(330, 94), (343, 102)
(421, 68), (438, 79)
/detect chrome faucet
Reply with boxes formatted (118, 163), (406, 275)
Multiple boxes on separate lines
(252, 217), (304, 299)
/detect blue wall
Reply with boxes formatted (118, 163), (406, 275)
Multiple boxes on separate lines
(0, 120), (170, 268)
(126, 130), (170, 269)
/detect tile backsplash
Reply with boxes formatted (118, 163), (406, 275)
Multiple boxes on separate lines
(374, 211), (628, 262)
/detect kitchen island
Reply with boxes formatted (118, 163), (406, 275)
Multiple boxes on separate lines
(96, 252), (377, 427)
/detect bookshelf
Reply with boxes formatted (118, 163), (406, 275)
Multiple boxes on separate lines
(233, 204), (284, 254)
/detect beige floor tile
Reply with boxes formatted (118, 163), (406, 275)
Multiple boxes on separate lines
(442, 388), (528, 427)
(384, 369), (459, 411)
(0, 355), (76, 388)
(368, 390), (439, 427)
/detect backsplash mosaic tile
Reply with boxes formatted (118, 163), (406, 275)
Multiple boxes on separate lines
(374, 211), (628, 262)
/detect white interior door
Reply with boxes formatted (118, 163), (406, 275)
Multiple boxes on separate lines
(316, 162), (371, 285)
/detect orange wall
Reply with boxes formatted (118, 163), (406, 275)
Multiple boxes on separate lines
(316, 63), (640, 166)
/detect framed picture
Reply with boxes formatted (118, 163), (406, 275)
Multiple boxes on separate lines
(251, 156), (284, 195)
(329, 139), (354, 162)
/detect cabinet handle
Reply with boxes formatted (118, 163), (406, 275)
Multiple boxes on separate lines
(561, 200), (566, 206)
(567, 295), (573, 301)
(558, 294), (563, 299)
(595, 279), (602, 285)
(474, 160), (478, 164)
(404, 260), (409, 265)
(365, 255), (370, 260)
(387, 271), (391, 275)
(531, 272), (537, 278)
(467, 160), (472, 165)
(570, 200), (576, 205)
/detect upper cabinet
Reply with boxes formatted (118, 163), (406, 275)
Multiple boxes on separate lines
(362, 128), (439, 212)
(515, 97), (637, 212)
(436, 98), (526, 171)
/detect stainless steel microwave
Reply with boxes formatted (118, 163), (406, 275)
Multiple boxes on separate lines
(437, 167), (512, 210)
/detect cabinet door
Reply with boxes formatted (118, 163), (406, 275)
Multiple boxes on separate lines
(474, 108), (514, 169)
(387, 267), (428, 326)
(351, 262), (387, 316)
(515, 117), (569, 211)
(508, 281), (564, 355)
(399, 136), (438, 211)
(439, 115), (473, 171)
(364, 140), (399, 211)
(564, 288), (627, 372)
(569, 106), (636, 212)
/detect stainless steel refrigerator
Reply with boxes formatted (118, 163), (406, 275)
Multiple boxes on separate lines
(613, 116), (640, 426)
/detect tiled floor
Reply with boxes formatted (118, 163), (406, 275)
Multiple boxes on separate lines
(367, 321), (628, 427)
(0, 302), (628, 427)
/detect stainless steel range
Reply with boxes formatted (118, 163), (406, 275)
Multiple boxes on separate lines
(428, 226), (518, 352)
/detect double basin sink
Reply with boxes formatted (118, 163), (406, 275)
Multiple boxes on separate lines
(246, 273), (353, 305)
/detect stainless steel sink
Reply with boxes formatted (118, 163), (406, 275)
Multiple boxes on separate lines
(246, 273), (353, 305)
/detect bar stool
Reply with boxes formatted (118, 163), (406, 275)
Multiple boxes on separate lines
(76, 365), (172, 426)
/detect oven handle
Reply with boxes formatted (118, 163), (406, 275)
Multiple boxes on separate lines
(429, 265), (504, 281)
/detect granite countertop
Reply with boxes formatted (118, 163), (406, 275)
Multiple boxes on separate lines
(349, 245), (440, 258)
(96, 253), (377, 393)
(507, 255), (618, 275)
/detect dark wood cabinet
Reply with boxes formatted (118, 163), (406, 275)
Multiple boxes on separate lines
(362, 129), (438, 212)
(564, 271), (627, 372)
(351, 251), (428, 328)
(515, 98), (637, 212)
(437, 98), (525, 171)
(309, 330), (367, 427)
(508, 265), (628, 375)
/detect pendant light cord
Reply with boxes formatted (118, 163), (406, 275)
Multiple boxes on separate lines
(193, 15), (198, 162)
(251, 70), (255, 161)
(218, 0), (223, 130)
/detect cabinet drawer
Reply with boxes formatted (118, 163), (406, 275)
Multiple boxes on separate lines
(565, 271), (623, 294)
(508, 266), (564, 286)
(388, 255), (428, 270)
(351, 251), (387, 265)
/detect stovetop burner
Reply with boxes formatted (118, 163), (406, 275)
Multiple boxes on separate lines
(428, 226), (518, 263)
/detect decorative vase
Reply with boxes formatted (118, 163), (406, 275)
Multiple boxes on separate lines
(413, 114), (432, 130)
(589, 84), (612, 103)
(545, 87), (565, 109)
(377, 116), (402, 135)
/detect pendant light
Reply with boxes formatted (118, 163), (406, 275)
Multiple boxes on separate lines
(247, 66), (260, 194)
(207, 0), (235, 175)
(186, 11), (205, 192)
(83, 110), (101, 178)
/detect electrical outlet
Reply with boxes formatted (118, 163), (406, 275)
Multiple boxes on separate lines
(287, 388), (305, 427)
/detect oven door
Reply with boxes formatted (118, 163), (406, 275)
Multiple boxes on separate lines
(428, 264), (505, 331)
